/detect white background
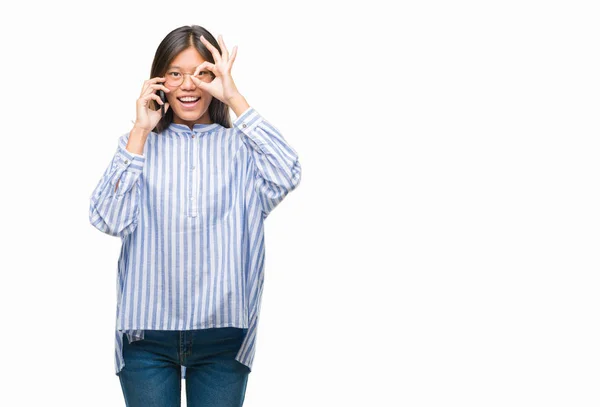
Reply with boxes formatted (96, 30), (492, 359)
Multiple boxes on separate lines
(1, 0), (599, 406)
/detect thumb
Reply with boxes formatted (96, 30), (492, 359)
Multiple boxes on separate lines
(191, 76), (207, 91)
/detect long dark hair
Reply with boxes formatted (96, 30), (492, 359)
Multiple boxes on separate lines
(150, 25), (232, 134)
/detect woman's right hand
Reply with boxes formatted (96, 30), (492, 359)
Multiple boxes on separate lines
(133, 77), (171, 133)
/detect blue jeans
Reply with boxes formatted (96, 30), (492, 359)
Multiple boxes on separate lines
(118, 327), (250, 407)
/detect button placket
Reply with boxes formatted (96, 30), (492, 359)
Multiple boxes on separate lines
(189, 133), (199, 218)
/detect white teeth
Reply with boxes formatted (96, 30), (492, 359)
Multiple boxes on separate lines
(179, 97), (200, 102)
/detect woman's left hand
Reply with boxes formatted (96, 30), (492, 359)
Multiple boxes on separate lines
(191, 34), (242, 105)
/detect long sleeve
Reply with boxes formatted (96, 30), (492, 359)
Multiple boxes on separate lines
(89, 133), (146, 237)
(234, 107), (302, 219)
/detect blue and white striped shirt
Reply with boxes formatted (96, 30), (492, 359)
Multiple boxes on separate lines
(89, 106), (301, 378)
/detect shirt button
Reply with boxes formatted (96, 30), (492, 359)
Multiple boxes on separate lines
(242, 123), (247, 128)
(123, 160), (129, 164)
(192, 135), (195, 138)
(191, 166), (195, 170)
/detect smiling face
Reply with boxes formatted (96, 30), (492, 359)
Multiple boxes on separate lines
(164, 46), (214, 128)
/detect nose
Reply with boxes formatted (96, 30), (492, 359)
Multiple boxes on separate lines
(180, 74), (196, 91)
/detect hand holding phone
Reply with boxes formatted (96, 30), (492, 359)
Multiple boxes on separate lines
(133, 77), (169, 133)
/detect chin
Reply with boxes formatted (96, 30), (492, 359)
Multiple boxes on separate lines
(173, 108), (210, 123)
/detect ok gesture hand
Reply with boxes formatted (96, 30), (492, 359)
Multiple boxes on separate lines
(191, 34), (242, 104)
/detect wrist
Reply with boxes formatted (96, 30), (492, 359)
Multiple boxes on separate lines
(131, 125), (151, 138)
(126, 126), (149, 156)
(227, 93), (250, 117)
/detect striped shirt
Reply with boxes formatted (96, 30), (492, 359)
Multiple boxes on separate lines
(89, 106), (301, 379)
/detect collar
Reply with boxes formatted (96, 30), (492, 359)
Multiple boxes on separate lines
(167, 122), (221, 133)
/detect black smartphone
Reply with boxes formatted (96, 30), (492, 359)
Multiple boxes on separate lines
(157, 90), (166, 116)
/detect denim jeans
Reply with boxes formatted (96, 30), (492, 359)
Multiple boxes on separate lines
(118, 327), (250, 407)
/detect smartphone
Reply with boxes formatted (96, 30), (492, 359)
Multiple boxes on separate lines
(157, 90), (166, 116)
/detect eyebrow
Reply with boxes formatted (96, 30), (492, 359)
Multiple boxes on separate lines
(166, 65), (201, 70)
(167, 65), (210, 70)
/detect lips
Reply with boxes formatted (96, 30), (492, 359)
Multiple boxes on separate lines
(178, 96), (200, 102)
(177, 96), (201, 108)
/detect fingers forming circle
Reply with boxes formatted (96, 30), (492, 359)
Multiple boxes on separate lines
(193, 61), (215, 76)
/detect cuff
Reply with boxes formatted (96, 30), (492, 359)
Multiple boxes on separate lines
(233, 106), (268, 151)
(115, 145), (146, 176)
(234, 106), (265, 133)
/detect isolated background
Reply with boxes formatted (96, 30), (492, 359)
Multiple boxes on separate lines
(1, 0), (599, 406)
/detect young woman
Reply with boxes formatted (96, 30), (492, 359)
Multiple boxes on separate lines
(89, 25), (301, 406)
